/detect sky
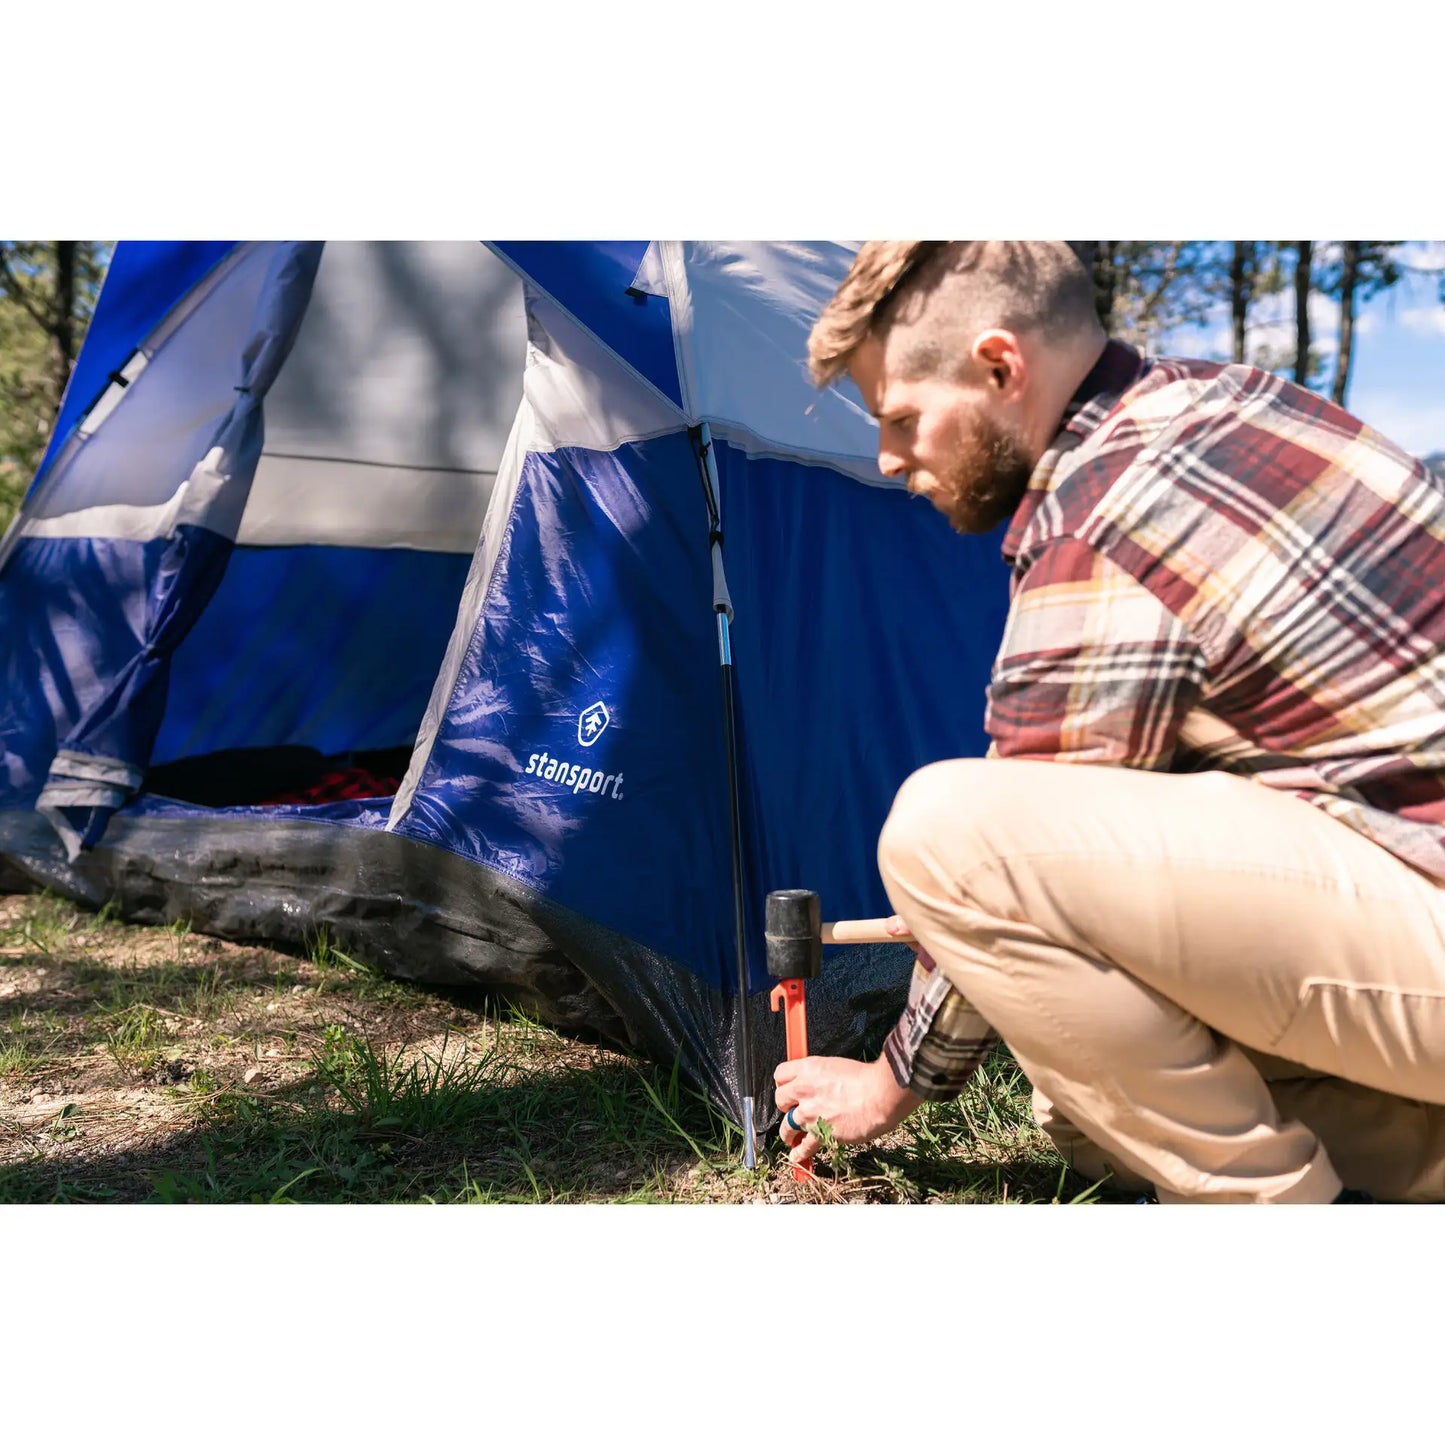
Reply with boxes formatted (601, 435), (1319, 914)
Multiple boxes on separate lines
(1160, 241), (1445, 460)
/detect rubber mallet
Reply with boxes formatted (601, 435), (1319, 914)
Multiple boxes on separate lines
(765, 891), (916, 1181)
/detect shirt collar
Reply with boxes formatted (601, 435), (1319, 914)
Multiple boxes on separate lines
(1001, 339), (1148, 562)
(1059, 338), (1148, 439)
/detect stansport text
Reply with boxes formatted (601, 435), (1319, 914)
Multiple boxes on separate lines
(524, 752), (624, 799)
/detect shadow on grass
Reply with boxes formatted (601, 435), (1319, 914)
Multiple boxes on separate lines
(847, 1049), (1113, 1205)
(0, 1035), (744, 1204)
(854, 1135), (1103, 1205)
(0, 950), (280, 1028)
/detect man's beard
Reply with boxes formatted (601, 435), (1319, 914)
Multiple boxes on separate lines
(926, 412), (1035, 535)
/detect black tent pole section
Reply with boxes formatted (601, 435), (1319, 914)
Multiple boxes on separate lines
(689, 422), (756, 1168)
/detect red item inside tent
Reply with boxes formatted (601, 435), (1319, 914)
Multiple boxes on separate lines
(262, 765), (401, 806)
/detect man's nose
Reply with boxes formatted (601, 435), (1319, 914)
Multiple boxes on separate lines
(878, 446), (907, 480)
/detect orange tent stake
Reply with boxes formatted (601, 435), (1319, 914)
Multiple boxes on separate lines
(770, 977), (813, 1181)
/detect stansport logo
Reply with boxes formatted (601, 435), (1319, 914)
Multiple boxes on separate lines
(578, 701), (609, 746)
(522, 701), (623, 800)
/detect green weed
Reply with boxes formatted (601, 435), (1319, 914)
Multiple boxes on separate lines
(180, 964), (230, 1021)
(306, 927), (339, 971)
(315, 1026), (513, 1135)
(0, 1014), (62, 1081)
(1, 893), (77, 956)
(104, 1004), (168, 1074)
(306, 930), (414, 1004)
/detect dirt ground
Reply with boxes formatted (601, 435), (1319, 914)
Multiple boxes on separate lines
(0, 892), (509, 1193)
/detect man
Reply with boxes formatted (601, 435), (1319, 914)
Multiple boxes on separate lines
(774, 240), (1445, 1203)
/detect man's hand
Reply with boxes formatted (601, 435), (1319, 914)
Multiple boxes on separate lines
(774, 1054), (921, 1166)
(774, 914), (925, 1167)
(884, 913), (919, 951)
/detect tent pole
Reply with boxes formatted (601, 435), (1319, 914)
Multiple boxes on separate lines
(717, 605), (756, 1167)
(690, 422), (756, 1169)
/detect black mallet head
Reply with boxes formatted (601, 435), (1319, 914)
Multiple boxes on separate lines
(765, 889), (822, 980)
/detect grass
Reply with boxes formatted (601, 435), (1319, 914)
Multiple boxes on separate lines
(0, 890), (1104, 1205)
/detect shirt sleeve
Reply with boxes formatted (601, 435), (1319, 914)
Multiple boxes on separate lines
(882, 945), (998, 1100)
(986, 537), (1207, 768)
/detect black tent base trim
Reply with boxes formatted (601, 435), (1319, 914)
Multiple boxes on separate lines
(0, 811), (912, 1132)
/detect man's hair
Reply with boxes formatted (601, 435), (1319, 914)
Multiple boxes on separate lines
(807, 240), (1100, 388)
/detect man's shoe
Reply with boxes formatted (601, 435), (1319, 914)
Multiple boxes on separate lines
(1333, 1187), (1376, 1203)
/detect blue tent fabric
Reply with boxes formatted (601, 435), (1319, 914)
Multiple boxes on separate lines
(153, 545), (472, 764)
(0, 533), (172, 806)
(36, 524), (233, 854)
(0, 239), (1013, 1123)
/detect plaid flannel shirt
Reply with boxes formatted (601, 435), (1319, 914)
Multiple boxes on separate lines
(884, 339), (1445, 1100)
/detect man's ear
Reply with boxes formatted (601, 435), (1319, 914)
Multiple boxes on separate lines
(971, 329), (1027, 399)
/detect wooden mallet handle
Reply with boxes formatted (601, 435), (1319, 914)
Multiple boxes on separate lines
(820, 917), (915, 945)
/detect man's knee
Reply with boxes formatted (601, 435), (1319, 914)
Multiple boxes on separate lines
(879, 759), (993, 890)
(877, 757), (1038, 892)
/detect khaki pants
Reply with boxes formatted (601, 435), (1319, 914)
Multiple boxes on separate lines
(877, 759), (1445, 1203)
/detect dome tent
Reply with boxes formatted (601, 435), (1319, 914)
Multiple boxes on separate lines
(0, 240), (1011, 1146)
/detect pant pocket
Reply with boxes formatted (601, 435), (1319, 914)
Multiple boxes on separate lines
(1271, 979), (1445, 1105)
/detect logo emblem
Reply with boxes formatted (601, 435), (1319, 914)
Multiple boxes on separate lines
(578, 701), (610, 747)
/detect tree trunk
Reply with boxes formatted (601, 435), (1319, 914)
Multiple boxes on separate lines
(1231, 241), (1253, 363)
(50, 241), (77, 413)
(1293, 241), (1313, 386)
(1332, 240), (1360, 407)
